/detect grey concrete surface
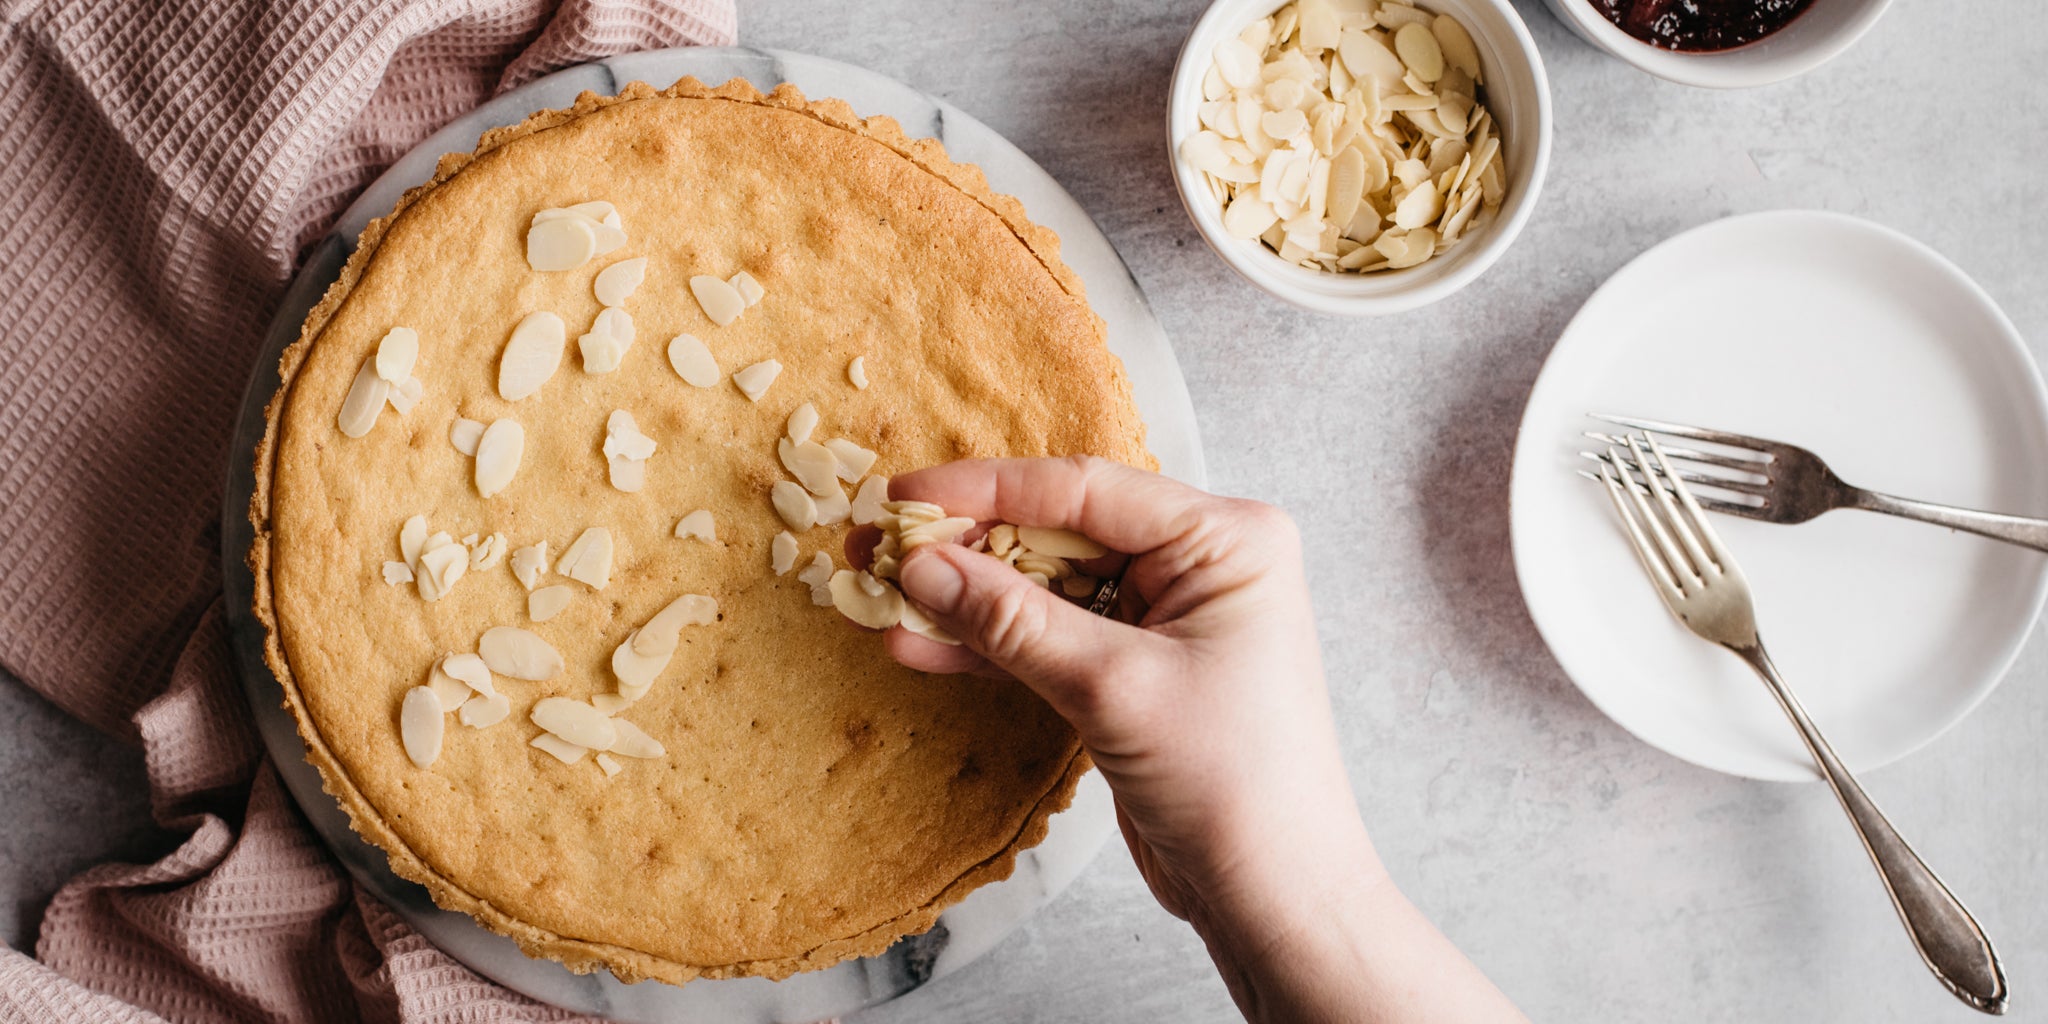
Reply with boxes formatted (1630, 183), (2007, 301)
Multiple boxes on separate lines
(5, 0), (2045, 1020)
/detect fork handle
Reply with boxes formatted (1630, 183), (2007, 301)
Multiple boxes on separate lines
(1851, 489), (2048, 553)
(1735, 644), (2008, 1014)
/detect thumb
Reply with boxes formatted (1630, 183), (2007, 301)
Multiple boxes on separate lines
(898, 543), (1151, 718)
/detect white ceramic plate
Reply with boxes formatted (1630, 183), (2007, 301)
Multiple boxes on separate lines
(221, 47), (1205, 1023)
(1510, 210), (2048, 782)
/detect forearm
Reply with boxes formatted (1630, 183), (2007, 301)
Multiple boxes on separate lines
(1191, 853), (1527, 1024)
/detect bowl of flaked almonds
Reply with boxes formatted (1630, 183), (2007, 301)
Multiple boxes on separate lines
(1170, 0), (1551, 315)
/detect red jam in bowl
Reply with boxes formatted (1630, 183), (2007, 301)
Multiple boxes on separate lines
(1588, 0), (1816, 52)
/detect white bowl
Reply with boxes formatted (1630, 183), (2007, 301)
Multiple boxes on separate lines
(1538, 0), (1894, 89)
(1167, 0), (1551, 317)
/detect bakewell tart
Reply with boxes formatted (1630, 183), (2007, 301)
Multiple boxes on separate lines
(246, 76), (1152, 984)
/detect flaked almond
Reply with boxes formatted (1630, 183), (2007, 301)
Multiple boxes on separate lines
(667, 333), (719, 387)
(732, 360), (781, 402)
(1193, 5), (1505, 277)
(822, 438), (879, 481)
(556, 527), (614, 590)
(594, 257), (648, 307)
(459, 693), (510, 728)
(814, 486), (851, 526)
(578, 329), (626, 375)
(416, 542), (467, 602)
(530, 733), (588, 764)
(338, 361), (389, 438)
(469, 533), (506, 570)
(778, 438), (841, 496)
(478, 626), (564, 680)
(798, 551), (834, 589)
(425, 659), (472, 709)
(375, 327), (419, 384)
(591, 693), (631, 715)
(900, 516), (976, 551)
(611, 629), (671, 700)
(848, 356), (869, 389)
(1328, 145), (1367, 231)
(1222, 194), (1279, 240)
(1063, 574), (1101, 598)
(787, 403), (819, 445)
(1214, 36), (1260, 89)
(1394, 22), (1445, 82)
(851, 476), (890, 525)
(528, 584), (574, 622)
(988, 524), (1019, 558)
(439, 652), (496, 698)
(608, 718), (666, 758)
(635, 594), (718, 656)
(730, 270), (765, 307)
(801, 558), (836, 606)
(526, 216), (596, 271)
(386, 376), (423, 415)
(533, 201), (618, 227)
(881, 499), (946, 524)
(596, 752), (623, 777)
(608, 457), (645, 492)
(1433, 13), (1483, 80)
(1393, 180), (1442, 229)
(510, 540), (548, 590)
(381, 559), (415, 586)
(531, 697), (617, 751)
(449, 418), (484, 456)
(690, 274), (746, 326)
(474, 419), (524, 498)
(400, 515), (428, 569)
(400, 686), (443, 768)
(674, 509), (716, 542)
(1015, 525), (1109, 560)
(830, 570), (904, 629)
(1016, 552), (1075, 580)
(589, 221), (627, 256)
(772, 480), (818, 532)
(900, 601), (961, 646)
(604, 409), (656, 460)
(498, 312), (566, 401)
(772, 531), (798, 574)
(592, 305), (635, 344)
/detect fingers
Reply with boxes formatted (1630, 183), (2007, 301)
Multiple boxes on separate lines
(896, 543), (1164, 721)
(885, 626), (992, 675)
(890, 456), (1211, 557)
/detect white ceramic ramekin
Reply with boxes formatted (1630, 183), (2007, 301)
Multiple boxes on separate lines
(1167, 0), (1551, 317)
(1538, 0), (1894, 89)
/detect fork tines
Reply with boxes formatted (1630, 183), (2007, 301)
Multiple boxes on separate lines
(1587, 434), (1733, 595)
(1578, 413), (1787, 520)
(1575, 444), (1765, 518)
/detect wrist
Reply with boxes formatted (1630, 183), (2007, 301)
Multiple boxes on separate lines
(1185, 820), (1387, 964)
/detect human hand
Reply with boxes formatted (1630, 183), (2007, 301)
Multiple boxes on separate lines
(864, 456), (1526, 1024)
(871, 456), (1371, 934)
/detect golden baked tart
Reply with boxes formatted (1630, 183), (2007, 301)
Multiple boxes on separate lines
(247, 77), (1152, 984)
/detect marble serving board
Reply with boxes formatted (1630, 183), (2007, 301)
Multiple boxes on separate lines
(219, 46), (1206, 1023)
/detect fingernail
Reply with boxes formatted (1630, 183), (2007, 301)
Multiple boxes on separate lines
(899, 549), (965, 614)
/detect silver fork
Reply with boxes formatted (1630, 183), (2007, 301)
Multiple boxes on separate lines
(1585, 413), (2048, 552)
(1587, 433), (2008, 1015)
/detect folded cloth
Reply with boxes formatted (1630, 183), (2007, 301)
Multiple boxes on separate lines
(0, 0), (736, 1019)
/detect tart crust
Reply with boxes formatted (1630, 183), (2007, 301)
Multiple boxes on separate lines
(247, 77), (1151, 984)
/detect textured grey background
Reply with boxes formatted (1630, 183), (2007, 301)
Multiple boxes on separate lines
(5, 0), (2046, 1020)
